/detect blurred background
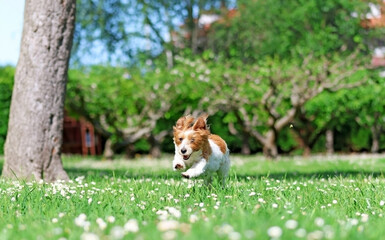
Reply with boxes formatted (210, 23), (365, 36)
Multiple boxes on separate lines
(1, 0), (385, 159)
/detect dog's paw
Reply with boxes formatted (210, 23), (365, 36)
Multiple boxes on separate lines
(174, 164), (184, 170)
(181, 172), (190, 179)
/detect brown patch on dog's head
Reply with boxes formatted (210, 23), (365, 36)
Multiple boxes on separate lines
(191, 114), (211, 159)
(173, 115), (195, 145)
(192, 114), (209, 131)
(174, 115), (195, 132)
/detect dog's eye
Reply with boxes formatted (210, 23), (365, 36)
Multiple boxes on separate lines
(179, 138), (183, 141)
(191, 138), (195, 143)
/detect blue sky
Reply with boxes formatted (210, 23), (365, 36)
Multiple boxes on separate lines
(0, 0), (24, 66)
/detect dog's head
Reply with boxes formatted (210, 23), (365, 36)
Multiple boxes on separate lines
(173, 114), (210, 161)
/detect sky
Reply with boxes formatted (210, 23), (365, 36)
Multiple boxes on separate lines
(0, 0), (24, 66)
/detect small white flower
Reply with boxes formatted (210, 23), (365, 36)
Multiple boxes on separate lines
(83, 221), (91, 231)
(332, 200), (338, 204)
(157, 220), (180, 232)
(307, 230), (323, 240)
(295, 228), (306, 238)
(272, 203), (278, 208)
(267, 226), (282, 238)
(249, 192), (256, 196)
(75, 213), (87, 227)
(81, 232), (99, 240)
(167, 207), (181, 218)
(228, 231), (241, 240)
(124, 219), (139, 233)
(189, 214), (198, 223)
(285, 219), (298, 229)
(315, 217), (325, 227)
(107, 216), (115, 223)
(361, 213), (369, 222)
(380, 200), (385, 206)
(96, 218), (107, 230)
(349, 218), (359, 226)
(52, 218), (58, 223)
(110, 226), (125, 239)
(156, 210), (169, 221)
(162, 230), (177, 240)
(58, 212), (65, 218)
(88, 198), (93, 204)
(217, 224), (234, 235)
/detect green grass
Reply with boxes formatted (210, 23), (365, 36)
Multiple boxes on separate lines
(2, 154), (385, 239)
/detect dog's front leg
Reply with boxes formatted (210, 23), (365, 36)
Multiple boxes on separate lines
(173, 155), (185, 171)
(182, 158), (207, 179)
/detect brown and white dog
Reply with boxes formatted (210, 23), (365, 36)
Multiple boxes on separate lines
(172, 114), (230, 186)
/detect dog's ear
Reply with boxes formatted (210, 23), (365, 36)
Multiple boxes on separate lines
(174, 115), (195, 131)
(193, 114), (208, 131)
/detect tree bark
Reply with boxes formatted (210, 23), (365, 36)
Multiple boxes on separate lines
(2, 0), (76, 181)
(262, 130), (278, 158)
(291, 130), (311, 157)
(103, 138), (115, 160)
(125, 143), (136, 159)
(371, 125), (380, 153)
(325, 129), (334, 155)
(148, 134), (163, 158)
(241, 132), (251, 155)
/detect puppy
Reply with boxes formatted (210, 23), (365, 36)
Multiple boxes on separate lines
(172, 114), (230, 186)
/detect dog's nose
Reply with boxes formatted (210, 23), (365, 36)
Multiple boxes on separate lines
(181, 148), (187, 154)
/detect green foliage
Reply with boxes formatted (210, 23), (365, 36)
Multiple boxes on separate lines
(209, 0), (368, 62)
(2, 0), (382, 157)
(301, 70), (385, 153)
(0, 66), (14, 154)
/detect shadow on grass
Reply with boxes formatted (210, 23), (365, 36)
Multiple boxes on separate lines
(0, 161), (383, 181)
(234, 170), (385, 181)
(64, 167), (181, 180)
(64, 166), (385, 181)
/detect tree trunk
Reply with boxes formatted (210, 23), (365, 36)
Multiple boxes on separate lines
(103, 138), (115, 160)
(148, 134), (162, 158)
(262, 130), (278, 158)
(325, 129), (334, 155)
(125, 143), (136, 159)
(241, 132), (251, 155)
(291, 129), (311, 157)
(371, 125), (380, 153)
(263, 143), (278, 159)
(2, 0), (76, 181)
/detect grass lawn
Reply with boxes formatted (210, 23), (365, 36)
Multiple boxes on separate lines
(1, 154), (385, 239)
